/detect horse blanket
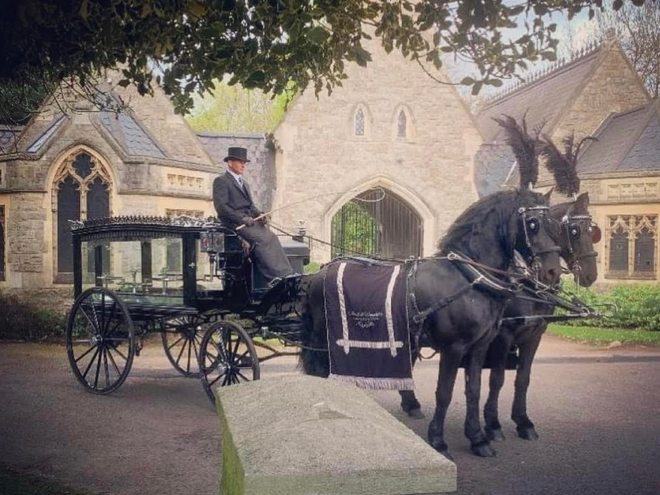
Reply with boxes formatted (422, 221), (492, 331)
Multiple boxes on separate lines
(323, 261), (414, 391)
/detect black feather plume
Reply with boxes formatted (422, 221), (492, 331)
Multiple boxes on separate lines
(493, 113), (542, 189)
(541, 133), (596, 197)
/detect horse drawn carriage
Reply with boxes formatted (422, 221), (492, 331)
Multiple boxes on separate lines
(65, 215), (310, 403)
(64, 116), (610, 458)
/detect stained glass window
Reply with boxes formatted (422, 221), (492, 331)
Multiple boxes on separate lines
(397, 110), (407, 138)
(73, 152), (93, 179)
(57, 177), (81, 274)
(355, 108), (365, 136)
(609, 229), (629, 272)
(635, 228), (655, 272)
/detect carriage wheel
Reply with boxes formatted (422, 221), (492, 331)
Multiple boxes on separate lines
(66, 287), (135, 394)
(199, 321), (260, 404)
(161, 315), (207, 377)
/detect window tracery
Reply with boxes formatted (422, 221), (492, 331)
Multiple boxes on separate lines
(52, 150), (112, 279)
(607, 215), (657, 277)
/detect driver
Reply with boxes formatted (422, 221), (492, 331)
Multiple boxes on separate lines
(212, 147), (293, 284)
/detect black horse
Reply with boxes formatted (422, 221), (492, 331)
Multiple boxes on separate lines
(483, 192), (600, 443)
(300, 187), (562, 458)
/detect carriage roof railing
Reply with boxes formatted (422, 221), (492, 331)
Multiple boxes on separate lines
(69, 215), (229, 242)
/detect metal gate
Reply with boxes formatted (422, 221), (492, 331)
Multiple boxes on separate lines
(331, 188), (423, 260)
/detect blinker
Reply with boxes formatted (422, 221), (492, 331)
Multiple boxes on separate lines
(591, 224), (602, 244)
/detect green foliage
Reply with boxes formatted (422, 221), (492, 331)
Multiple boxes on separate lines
(559, 278), (660, 331)
(0, 292), (66, 342)
(548, 324), (660, 346)
(186, 81), (292, 133)
(0, 1), (646, 118)
(331, 202), (379, 257)
(303, 260), (322, 275)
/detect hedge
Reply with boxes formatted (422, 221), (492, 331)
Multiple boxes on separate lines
(559, 279), (660, 332)
(0, 292), (66, 342)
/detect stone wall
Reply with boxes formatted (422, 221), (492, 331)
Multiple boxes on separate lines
(272, 38), (481, 261)
(0, 286), (73, 314)
(197, 133), (276, 211)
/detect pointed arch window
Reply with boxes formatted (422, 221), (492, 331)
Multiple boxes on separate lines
(53, 150), (112, 282)
(355, 108), (365, 136)
(397, 110), (407, 138)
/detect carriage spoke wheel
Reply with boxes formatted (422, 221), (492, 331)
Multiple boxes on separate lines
(66, 288), (135, 394)
(199, 321), (260, 404)
(161, 316), (207, 377)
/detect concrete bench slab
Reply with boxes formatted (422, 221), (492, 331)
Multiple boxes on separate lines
(216, 375), (456, 495)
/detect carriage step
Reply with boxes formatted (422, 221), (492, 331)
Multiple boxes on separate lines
(216, 375), (456, 495)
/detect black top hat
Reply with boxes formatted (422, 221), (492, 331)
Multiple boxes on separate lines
(224, 147), (251, 163)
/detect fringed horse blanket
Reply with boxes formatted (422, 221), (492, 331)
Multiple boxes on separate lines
(323, 260), (414, 391)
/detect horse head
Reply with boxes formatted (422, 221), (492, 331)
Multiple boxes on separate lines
(552, 192), (599, 287)
(513, 188), (562, 286)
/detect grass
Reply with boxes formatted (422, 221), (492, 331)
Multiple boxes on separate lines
(0, 465), (92, 495)
(548, 324), (660, 346)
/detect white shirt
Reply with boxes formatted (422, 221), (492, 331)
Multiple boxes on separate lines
(227, 169), (245, 189)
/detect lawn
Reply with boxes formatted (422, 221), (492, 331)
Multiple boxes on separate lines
(547, 324), (660, 346)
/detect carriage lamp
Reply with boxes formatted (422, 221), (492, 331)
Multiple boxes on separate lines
(293, 220), (307, 242)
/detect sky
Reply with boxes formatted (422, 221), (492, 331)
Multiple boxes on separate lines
(445, 5), (600, 102)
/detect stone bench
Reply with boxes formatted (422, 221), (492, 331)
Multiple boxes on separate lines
(216, 375), (456, 495)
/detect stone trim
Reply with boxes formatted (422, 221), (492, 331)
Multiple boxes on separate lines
(48, 144), (116, 283)
(322, 175), (436, 258)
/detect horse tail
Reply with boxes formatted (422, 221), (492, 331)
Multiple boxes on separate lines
(299, 269), (330, 377)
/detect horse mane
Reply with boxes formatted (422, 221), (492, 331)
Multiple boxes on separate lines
(438, 190), (522, 262)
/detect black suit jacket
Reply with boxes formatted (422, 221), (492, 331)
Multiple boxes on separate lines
(213, 172), (261, 228)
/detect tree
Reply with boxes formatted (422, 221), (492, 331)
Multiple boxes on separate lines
(186, 81), (290, 133)
(0, 0), (648, 124)
(598, 1), (660, 97)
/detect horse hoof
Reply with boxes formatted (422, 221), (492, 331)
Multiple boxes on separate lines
(517, 427), (539, 441)
(486, 427), (506, 442)
(406, 408), (425, 419)
(471, 441), (497, 458)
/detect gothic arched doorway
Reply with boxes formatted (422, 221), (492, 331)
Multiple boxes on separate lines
(331, 188), (423, 260)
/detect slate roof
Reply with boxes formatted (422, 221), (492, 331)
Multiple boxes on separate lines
(476, 44), (603, 142)
(577, 101), (660, 175)
(473, 143), (516, 197)
(26, 114), (67, 153)
(0, 126), (21, 152)
(100, 110), (166, 158)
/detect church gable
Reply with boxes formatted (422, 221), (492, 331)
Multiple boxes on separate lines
(476, 44), (603, 142)
(271, 38), (481, 260)
(552, 41), (650, 143)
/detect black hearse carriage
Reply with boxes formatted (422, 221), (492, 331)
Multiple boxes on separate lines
(66, 215), (309, 402)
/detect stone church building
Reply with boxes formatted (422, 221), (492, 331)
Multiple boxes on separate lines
(475, 38), (660, 284)
(1, 36), (658, 300)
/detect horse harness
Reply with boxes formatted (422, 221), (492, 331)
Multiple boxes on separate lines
(408, 204), (560, 327)
(559, 212), (599, 280)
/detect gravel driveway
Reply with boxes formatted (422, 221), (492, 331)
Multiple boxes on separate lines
(1, 334), (659, 495)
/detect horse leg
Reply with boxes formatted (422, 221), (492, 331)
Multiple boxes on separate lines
(427, 347), (462, 459)
(511, 328), (544, 440)
(463, 344), (497, 457)
(400, 342), (424, 418)
(483, 335), (513, 442)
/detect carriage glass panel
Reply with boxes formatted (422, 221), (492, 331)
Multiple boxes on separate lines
(80, 233), (186, 306)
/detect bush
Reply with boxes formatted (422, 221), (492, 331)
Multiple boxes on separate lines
(559, 278), (660, 332)
(0, 292), (66, 341)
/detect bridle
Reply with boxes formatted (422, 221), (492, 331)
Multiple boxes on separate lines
(559, 212), (599, 280)
(518, 205), (561, 278)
